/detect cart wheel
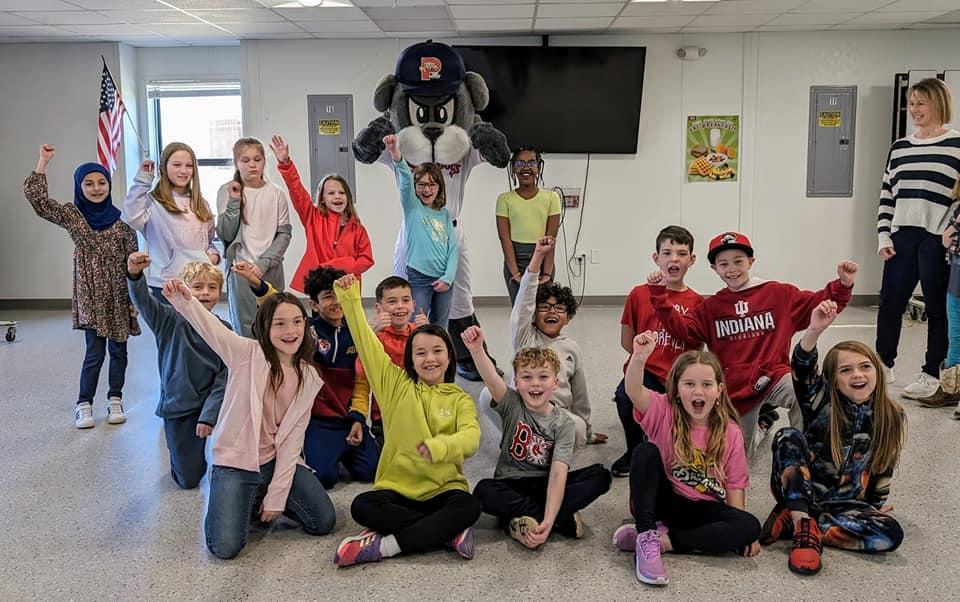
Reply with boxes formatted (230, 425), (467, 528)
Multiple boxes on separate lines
(5, 327), (14, 342)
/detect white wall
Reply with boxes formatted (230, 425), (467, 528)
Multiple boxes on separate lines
(239, 30), (960, 300)
(0, 42), (125, 300)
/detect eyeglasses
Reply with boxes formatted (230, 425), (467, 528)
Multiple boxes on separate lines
(536, 302), (568, 314)
(513, 159), (539, 169)
(415, 182), (439, 190)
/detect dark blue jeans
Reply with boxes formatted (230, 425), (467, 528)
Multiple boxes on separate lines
(876, 227), (948, 376)
(407, 267), (453, 331)
(303, 417), (380, 489)
(163, 412), (208, 490)
(205, 460), (336, 559)
(77, 329), (127, 405)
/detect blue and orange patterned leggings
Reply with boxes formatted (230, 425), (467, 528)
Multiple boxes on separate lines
(770, 427), (903, 553)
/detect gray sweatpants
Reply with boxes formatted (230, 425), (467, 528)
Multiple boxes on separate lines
(741, 373), (802, 459)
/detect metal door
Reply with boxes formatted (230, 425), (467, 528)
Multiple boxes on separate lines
(307, 95), (356, 202)
(807, 86), (857, 198)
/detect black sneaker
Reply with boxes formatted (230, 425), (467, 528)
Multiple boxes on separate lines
(611, 452), (631, 478)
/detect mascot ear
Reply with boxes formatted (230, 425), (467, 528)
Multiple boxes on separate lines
(373, 74), (398, 113)
(464, 72), (490, 112)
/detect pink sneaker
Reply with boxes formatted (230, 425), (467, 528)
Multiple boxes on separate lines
(449, 527), (475, 560)
(634, 529), (669, 585)
(613, 522), (668, 552)
(333, 529), (382, 567)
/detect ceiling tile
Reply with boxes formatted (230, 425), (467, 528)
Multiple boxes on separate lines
(214, 20), (304, 32)
(365, 6), (451, 19)
(688, 13), (776, 26)
(9, 10), (123, 25)
(448, 4), (534, 18)
(0, 12), (39, 25)
(765, 12), (860, 25)
(375, 18), (455, 30)
(703, 0), (807, 14)
(611, 14), (695, 27)
(299, 18), (381, 31)
(189, 8), (286, 21)
(97, 9), (199, 23)
(682, 24), (755, 32)
(845, 10), (952, 24)
(144, 21), (233, 34)
(536, 0), (627, 3)
(351, 0), (446, 6)
(164, 0), (265, 8)
(446, 0), (535, 3)
(533, 16), (613, 29)
(878, 0), (960, 11)
(271, 6), (368, 19)
(58, 22), (156, 34)
(536, 2), (623, 18)
(63, 0), (161, 7)
(455, 17), (532, 30)
(0, 0), (80, 9)
(621, 1), (711, 16)
(0, 24), (80, 35)
(790, 0), (891, 12)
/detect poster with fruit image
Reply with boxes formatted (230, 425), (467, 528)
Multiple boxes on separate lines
(687, 115), (738, 183)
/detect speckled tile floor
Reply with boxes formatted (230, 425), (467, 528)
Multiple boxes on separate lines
(0, 304), (955, 601)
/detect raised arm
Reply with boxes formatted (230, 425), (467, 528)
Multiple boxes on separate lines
(126, 252), (175, 333)
(647, 270), (708, 345)
(793, 300), (838, 425)
(509, 238), (555, 351)
(163, 279), (252, 368)
(271, 135), (315, 224)
(122, 160), (156, 231)
(23, 145), (85, 234)
(788, 261), (856, 329)
(460, 326), (507, 403)
(624, 331), (657, 414)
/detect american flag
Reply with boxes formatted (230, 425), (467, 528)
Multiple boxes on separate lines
(97, 63), (125, 173)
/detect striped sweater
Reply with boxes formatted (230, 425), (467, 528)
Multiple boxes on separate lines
(877, 129), (960, 251)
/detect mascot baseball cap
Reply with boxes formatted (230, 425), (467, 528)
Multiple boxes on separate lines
(395, 40), (465, 97)
(707, 231), (754, 264)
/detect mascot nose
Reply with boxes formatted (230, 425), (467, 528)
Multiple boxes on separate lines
(422, 126), (443, 142)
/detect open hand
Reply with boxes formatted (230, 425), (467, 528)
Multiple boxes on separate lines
(162, 279), (192, 301)
(270, 134), (290, 164)
(127, 251), (151, 276)
(837, 260), (858, 287)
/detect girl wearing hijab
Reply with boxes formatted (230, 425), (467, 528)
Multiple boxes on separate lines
(23, 144), (140, 429)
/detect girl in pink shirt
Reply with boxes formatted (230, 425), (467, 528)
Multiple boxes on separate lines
(613, 334), (760, 586)
(164, 281), (335, 559)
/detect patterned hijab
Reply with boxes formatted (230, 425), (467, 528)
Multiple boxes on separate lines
(73, 162), (120, 231)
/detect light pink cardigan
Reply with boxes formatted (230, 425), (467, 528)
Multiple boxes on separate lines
(170, 295), (323, 511)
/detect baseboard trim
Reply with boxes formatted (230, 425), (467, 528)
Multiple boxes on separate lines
(0, 294), (881, 312)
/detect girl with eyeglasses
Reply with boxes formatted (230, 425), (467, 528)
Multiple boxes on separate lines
(383, 134), (459, 330)
(496, 148), (561, 304)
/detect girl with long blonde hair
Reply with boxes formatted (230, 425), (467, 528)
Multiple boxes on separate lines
(760, 301), (906, 576)
(614, 335), (760, 587)
(123, 141), (219, 298)
(216, 137), (292, 337)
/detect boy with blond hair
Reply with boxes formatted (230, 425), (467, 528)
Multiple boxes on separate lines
(127, 252), (229, 489)
(464, 327), (611, 548)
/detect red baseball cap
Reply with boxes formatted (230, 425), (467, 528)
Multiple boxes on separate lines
(708, 231), (754, 264)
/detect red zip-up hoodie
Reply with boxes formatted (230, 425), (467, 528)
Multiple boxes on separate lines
(649, 278), (852, 415)
(276, 159), (374, 293)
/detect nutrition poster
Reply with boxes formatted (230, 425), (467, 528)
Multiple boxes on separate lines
(686, 115), (739, 183)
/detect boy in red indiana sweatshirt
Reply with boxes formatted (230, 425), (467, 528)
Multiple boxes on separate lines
(647, 231), (858, 455)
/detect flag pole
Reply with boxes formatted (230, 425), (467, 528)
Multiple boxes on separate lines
(101, 55), (149, 158)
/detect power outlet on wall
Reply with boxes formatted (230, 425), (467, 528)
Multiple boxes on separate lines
(561, 187), (581, 208)
(590, 249), (600, 264)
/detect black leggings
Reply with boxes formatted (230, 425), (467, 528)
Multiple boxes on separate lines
(351, 489), (481, 554)
(629, 442), (759, 554)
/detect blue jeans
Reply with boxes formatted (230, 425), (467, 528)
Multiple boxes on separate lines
(407, 267), (453, 331)
(78, 329), (127, 405)
(303, 418), (380, 489)
(205, 460), (336, 559)
(163, 412), (208, 490)
(947, 293), (960, 368)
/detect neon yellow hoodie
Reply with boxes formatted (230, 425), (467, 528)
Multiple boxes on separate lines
(336, 281), (479, 501)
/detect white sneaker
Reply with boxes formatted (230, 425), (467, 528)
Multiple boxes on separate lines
(75, 403), (95, 429)
(902, 373), (939, 400)
(106, 397), (126, 424)
(882, 364), (895, 384)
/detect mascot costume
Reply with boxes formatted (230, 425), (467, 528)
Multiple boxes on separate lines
(353, 40), (510, 380)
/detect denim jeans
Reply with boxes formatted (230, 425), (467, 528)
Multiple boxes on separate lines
(407, 267), (453, 331)
(77, 329), (127, 405)
(204, 460), (336, 559)
(163, 412), (208, 490)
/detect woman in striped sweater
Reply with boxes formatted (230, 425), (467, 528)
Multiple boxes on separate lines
(876, 77), (960, 399)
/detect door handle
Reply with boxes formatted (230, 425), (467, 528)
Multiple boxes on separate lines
(338, 146), (348, 152)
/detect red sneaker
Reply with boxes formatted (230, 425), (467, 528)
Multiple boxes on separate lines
(788, 518), (823, 575)
(760, 504), (793, 545)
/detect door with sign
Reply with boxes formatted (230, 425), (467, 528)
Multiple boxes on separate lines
(307, 95), (356, 203)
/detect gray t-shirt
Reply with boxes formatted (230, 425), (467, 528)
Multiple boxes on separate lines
(493, 388), (576, 479)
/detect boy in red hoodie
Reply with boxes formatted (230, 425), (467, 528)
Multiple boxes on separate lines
(648, 232), (858, 454)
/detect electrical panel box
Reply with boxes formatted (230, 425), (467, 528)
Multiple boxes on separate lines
(806, 86), (857, 198)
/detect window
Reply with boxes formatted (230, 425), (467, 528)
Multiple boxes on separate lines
(148, 81), (242, 215)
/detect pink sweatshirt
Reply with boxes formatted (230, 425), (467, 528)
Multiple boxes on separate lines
(170, 295), (323, 512)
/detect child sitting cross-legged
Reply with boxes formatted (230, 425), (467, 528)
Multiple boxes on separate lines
(614, 332), (761, 586)
(465, 326), (611, 548)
